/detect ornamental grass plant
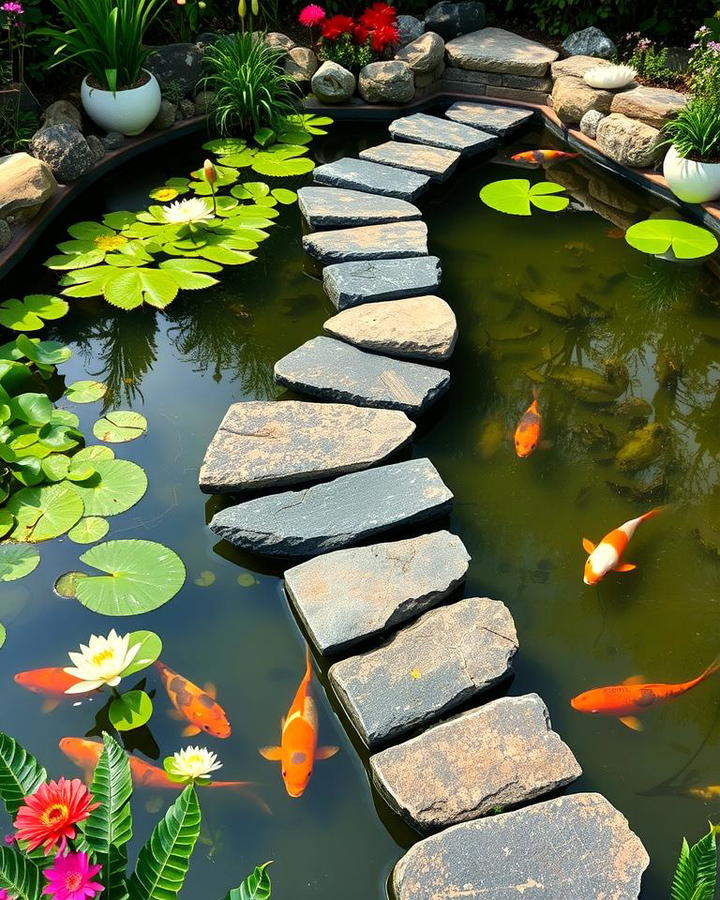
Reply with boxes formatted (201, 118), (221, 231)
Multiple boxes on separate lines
(663, 95), (720, 163)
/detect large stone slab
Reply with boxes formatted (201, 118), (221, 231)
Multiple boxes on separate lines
(446, 27), (559, 76)
(199, 401), (415, 493)
(610, 84), (686, 129)
(389, 113), (497, 155)
(0, 152), (57, 223)
(552, 75), (613, 125)
(284, 530), (470, 653)
(444, 101), (535, 136)
(313, 157), (430, 201)
(359, 141), (460, 181)
(393, 793), (650, 899)
(323, 295), (457, 361)
(210, 458), (453, 557)
(274, 336), (450, 415)
(371, 694), (581, 832)
(323, 256), (442, 310)
(551, 54), (611, 78)
(330, 598), (518, 746)
(297, 186), (421, 229)
(302, 221), (428, 264)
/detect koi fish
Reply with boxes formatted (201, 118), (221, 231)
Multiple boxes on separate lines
(154, 661), (231, 739)
(688, 785), (720, 801)
(570, 656), (720, 731)
(511, 150), (581, 164)
(607, 227), (625, 239)
(259, 648), (338, 798)
(514, 387), (542, 458)
(14, 668), (87, 712)
(582, 507), (663, 585)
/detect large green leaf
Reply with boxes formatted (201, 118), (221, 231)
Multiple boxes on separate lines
(671, 826), (718, 900)
(479, 179), (569, 216)
(222, 862), (273, 900)
(69, 458), (148, 516)
(625, 219), (719, 260)
(128, 785), (201, 900)
(0, 295), (69, 331)
(15, 335), (72, 366)
(121, 630), (162, 677)
(109, 690), (154, 732)
(6, 482), (84, 541)
(0, 846), (42, 900)
(0, 545), (40, 581)
(8, 393), (53, 426)
(68, 516), (110, 544)
(66, 380), (108, 404)
(93, 411), (147, 444)
(105, 268), (181, 310)
(0, 732), (47, 818)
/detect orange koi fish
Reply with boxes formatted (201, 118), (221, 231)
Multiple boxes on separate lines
(582, 507), (663, 585)
(155, 661), (231, 739)
(571, 656), (720, 731)
(259, 649), (338, 798)
(14, 668), (87, 712)
(514, 387), (542, 458)
(511, 150), (581, 164)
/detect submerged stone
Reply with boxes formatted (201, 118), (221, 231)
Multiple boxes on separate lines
(302, 221), (428, 264)
(297, 187), (421, 229)
(313, 157), (430, 201)
(444, 101), (536, 136)
(389, 113), (497, 155)
(359, 141), (460, 181)
(323, 256), (442, 310)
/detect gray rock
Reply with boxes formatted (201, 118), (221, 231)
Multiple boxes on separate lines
(102, 132), (124, 151)
(596, 113), (662, 167)
(210, 458), (453, 558)
(371, 694), (582, 832)
(397, 15), (424, 47)
(42, 100), (82, 130)
(199, 400), (414, 493)
(330, 597), (518, 746)
(274, 335), (450, 415)
(395, 32), (445, 74)
(552, 75), (613, 124)
(177, 98), (195, 119)
(0, 152), (56, 222)
(445, 100), (535, 136)
(151, 99), (176, 130)
(323, 295), (457, 361)
(562, 26), (616, 59)
(0, 218), (11, 250)
(359, 141), (460, 181)
(196, 31), (222, 49)
(610, 84), (686, 129)
(297, 186), (421, 229)
(580, 108), (604, 139)
(311, 60), (356, 103)
(285, 46), (319, 82)
(323, 256), (442, 310)
(146, 42), (204, 94)
(424, 1), (485, 39)
(446, 27), (558, 76)
(359, 60), (415, 104)
(390, 113), (497, 155)
(664, 46), (692, 73)
(285, 530), (470, 653)
(85, 134), (105, 163)
(303, 220), (428, 264)
(551, 54), (611, 78)
(414, 60), (446, 88)
(193, 90), (215, 115)
(29, 124), (95, 183)
(314, 157), (430, 201)
(393, 793), (650, 899)
(265, 31), (296, 53)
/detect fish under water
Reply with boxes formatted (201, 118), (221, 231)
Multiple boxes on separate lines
(14, 667), (87, 712)
(514, 388), (542, 459)
(155, 661), (231, 739)
(511, 150), (581, 164)
(582, 507), (663, 585)
(259, 648), (338, 798)
(570, 656), (720, 731)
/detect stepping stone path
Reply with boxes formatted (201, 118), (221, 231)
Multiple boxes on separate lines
(274, 336), (450, 415)
(390, 113), (497, 155)
(446, 27), (559, 76)
(297, 187), (421, 229)
(199, 400), (415, 493)
(445, 100), (536, 136)
(359, 141), (460, 181)
(284, 530), (470, 654)
(370, 694), (581, 832)
(329, 597), (518, 747)
(393, 793), (650, 899)
(313, 157), (430, 201)
(323, 256), (442, 310)
(210, 458), (453, 557)
(302, 221), (428, 264)
(323, 295), (457, 361)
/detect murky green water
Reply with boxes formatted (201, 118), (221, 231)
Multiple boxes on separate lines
(2, 121), (720, 897)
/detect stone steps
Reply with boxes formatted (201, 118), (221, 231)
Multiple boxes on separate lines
(302, 220), (428, 265)
(313, 157), (430, 201)
(359, 141), (460, 182)
(444, 101), (536, 137)
(297, 186), (422, 229)
(390, 113), (498, 155)
(323, 256), (442, 310)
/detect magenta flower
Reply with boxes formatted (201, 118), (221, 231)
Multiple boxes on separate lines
(0, 1), (24, 13)
(42, 852), (103, 900)
(298, 3), (325, 26)
(0, 889), (8, 900)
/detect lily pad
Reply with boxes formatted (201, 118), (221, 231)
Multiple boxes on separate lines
(625, 219), (719, 260)
(6, 482), (84, 541)
(65, 380), (108, 404)
(67, 517), (110, 544)
(121, 630), (162, 677)
(93, 411), (147, 443)
(109, 690), (153, 731)
(69, 458), (147, 516)
(0, 624), (6, 648)
(480, 179), (569, 216)
(194, 571), (215, 587)
(0, 510), (13, 538)
(0, 295), (69, 331)
(54, 570), (87, 598)
(15, 335), (72, 367)
(74, 445), (115, 462)
(237, 573), (256, 587)
(0, 544), (40, 581)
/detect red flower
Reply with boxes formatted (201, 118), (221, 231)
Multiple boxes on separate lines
(360, 1), (396, 28)
(352, 23), (370, 44)
(14, 779), (99, 855)
(370, 22), (399, 51)
(320, 14), (355, 40)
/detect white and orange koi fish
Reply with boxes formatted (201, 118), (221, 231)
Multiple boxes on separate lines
(582, 508), (663, 585)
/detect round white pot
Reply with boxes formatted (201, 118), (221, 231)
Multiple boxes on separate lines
(81, 70), (161, 137)
(663, 144), (720, 204)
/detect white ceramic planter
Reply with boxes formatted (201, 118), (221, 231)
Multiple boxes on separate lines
(81, 70), (161, 136)
(663, 144), (720, 204)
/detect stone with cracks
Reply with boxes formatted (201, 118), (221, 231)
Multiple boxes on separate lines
(358, 61), (415, 104)
(302, 221), (428, 264)
(444, 101), (535, 136)
(311, 60), (356, 103)
(29, 124), (95, 183)
(395, 32), (446, 74)
(446, 27), (558, 76)
(297, 187), (421, 229)
(551, 54), (611, 78)
(552, 75), (613, 125)
(314, 158), (430, 201)
(323, 256), (442, 310)
(285, 47), (319, 82)
(561, 26), (616, 60)
(146, 42), (204, 94)
(0, 152), (57, 223)
(359, 141), (460, 181)
(610, 84), (686, 129)
(596, 113), (662, 168)
(397, 15), (424, 46)
(390, 113), (497, 155)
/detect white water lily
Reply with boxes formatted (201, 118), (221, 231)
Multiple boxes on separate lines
(161, 197), (214, 225)
(64, 629), (142, 694)
(166, 746), (223, 782)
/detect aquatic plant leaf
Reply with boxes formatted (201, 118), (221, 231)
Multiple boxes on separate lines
(625, 219), (719, 260)
(0, 544), (40, 581)
(6, 482), (84, 541)
(479, 179), (569, 216)
(15, 335), (72, 366)
(203, 137), (248, 156)
(159, 259), (221, 291)
(194, 570), (215, 587)
(103, 211), (137, 230)
(0, 731), (47, 817)
(237, 573), (256, 587)
(73, 539), (186, 615)
(121, 630), (162, 677)
(0, 624), (5, 649)
(0, 511), (13, 539)
(223, 861), (273, 900)
(0, 295), (69, 331)
(271, 188), (297, 205)
(671, 825), (717, 900)
(109, 690), (153, 732)
(45, 250), (106, 270)
(70, 459), (147, 516)
(105, 268), (180, 310)
(189, 164), (238, 194)
(68, 516), (110, 544)
(93, 411), (147, 444)
(253, 126), (276, 148)
(250, 152), (315, 178)
(54, 570), (87, 598)
(74, 444), (115, 462)
(149, 178), (191, 201)
(8, 392), (53, 426)
(282, 112), (333, 137)
(0, 844), (42, 900)
(66, 380), (108, 403)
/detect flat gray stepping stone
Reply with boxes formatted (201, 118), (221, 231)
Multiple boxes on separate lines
(284, 530), (470, 654)
(330, 597), (518, 747)
(359, 141), (460, 182)
(210, 458), (453, 558)
(297, 187), (421, 229)
(389, 113), (497, 155)
(446, 27), (559, 76)
(199, 401), (415, 494)
(371, 694), (581, 832)
(324, 256), (442, 310)
(323, 295), (457, 361)
(274, 336), (449, 415)
(445, 100), (536, 136)
(393, 793), (649, 899)
(313, 157), (430, 201)
(302, 221), (428, 265)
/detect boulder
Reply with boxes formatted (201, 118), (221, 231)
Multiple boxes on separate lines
(552, 75), (613, 124)
(146, 42), (203, 94)
(0, 152), (57, 222)
(29, 124), (95, 183)
(302, 220), (428, 264)
(193, 90), (216, 115)
(285, 46), (319, 82)
(580, 108), (605, 139)
(359, 60), (415, 103)
(311, 60), (356, 103)
(396, 15), (424, 46)
(85, 134), (105, 163)
(177, 98), (195, 118)
(102, 132), (125, 151)
(42, 100), (82, 130)
(551, 54), (611, 78)
(395, 32), (445, 74)
(610, 84), (686, 128)
(446, 27), (558, 76)
(424, 1), (485, 39)
(265, 32), (295, 53)
(561, 26), (616, 59)
(414, 60), (446, 88)
(596, 113), (662, 167)
(151, 99), (176, 130)
(323, 255), (442, 309)
(0, 219), (11, 250)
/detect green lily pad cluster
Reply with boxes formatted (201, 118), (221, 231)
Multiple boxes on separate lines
(479, 179), (570, 216)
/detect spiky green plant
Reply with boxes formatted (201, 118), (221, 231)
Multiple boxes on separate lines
(663, 97), (720, 163)
(670, 823), (719, 900)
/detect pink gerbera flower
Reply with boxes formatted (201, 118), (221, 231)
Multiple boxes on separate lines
(298, 3), (325, 27)
(14, 778), (99, 855)
(0, 889), (8, 900)
(42, 852), (103, 900)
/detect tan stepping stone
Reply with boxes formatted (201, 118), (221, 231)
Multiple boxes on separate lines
(359, 141), (460, 181)
(302, 220), (428, 264)
(297, 187), (421, 229)
(446, 27), (559, 76)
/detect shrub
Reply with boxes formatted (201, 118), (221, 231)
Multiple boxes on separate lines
(616, 33), (683, 87)
(662, 95), (720, 163)
(687, 22), (720, 99)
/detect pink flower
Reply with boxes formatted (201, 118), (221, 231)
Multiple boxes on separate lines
(3, 835), (15, 845)
(0, 890), (8, 900)
(42, 852), (103, 900)
(14, 778), (99, 855)
(0, 1), (24, 13)
(298, 4), (325, 27)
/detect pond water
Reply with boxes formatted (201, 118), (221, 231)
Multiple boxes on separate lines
(2, 119), (720, 898)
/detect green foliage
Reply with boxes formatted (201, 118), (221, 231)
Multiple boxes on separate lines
(109, 690), (154, 731)
(92, 411), (148, 443)
(688, 23), (720, 99)
(319, 32), (373, 69)
(68, 516), (110, 543)
(622, 38), (681, 87)
(480, 179), (569, 216)
(0, 732), (46, 818)
(66, 380), (109, 403)
(0, 296), (68, 332)
(662, 96), (720, 163)
(0, 545), (40, 581)
(223, 862), (272, 899)
(625, 219), (719, 260)
(0, 107), (38, 156)
(671, 824), (718, 900)
(120, 630), (162, 676)
(0, 846), (42, 900)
